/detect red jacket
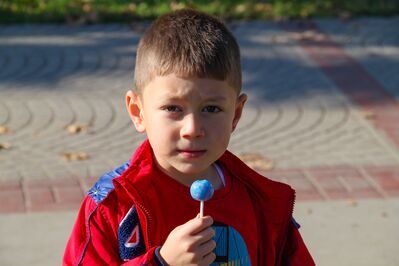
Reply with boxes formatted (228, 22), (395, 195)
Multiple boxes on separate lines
(63, 140), (315, 265)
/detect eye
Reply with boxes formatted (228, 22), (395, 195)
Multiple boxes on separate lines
(163, 105), (182, 112)
(202, 105), (222, 113)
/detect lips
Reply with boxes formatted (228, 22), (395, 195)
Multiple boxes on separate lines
(177, 149), (207, 158)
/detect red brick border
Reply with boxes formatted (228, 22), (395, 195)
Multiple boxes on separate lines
(263, 166), (399, 201)
(1, 165), (399, 213)
(283, 22), (399, 149)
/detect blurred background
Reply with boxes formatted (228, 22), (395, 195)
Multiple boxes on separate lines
(0, 1), (399, 265)
(1, 0), (399, 23)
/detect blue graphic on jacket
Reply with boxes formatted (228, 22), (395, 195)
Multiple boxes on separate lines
(212, 222), (251, 266)
(87, 162), (129, 204)
(118, 210), (251, 265)
(118, 206), (146, 261)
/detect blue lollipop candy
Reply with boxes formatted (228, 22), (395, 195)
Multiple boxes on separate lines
(190, 180), (214, 217)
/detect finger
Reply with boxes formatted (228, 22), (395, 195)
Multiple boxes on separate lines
(191, 227), (215, 246)
(182, 215), (213, 235)
(191, 216), (213, 235)
(198, 239), (216, 257)
(201, 251), (216, 266)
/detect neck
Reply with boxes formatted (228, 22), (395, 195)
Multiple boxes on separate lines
(157, 163), (223, 189)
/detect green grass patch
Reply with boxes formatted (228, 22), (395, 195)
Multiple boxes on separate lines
(0, 0), (398, 24)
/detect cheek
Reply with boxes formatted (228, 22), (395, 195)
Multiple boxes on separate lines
(213, 114), (234, 132)
(146, 115), (179, 140)
(209, 121), (232, 143)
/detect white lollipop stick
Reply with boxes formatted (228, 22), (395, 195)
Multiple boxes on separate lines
(200, 201), (204, 218)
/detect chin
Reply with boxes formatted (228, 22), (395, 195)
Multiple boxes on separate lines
(176, 163), (209, 176)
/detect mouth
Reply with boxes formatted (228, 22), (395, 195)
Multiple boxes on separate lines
(177, 149), (207, 158)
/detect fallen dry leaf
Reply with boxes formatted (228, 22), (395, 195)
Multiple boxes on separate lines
(290, 31), (324, 42)
(272, 35), (290, 44)
(347, 198), (358, 207)
(66, 124), (90, 134)
(0, 125), (11, 134)
(359, 110), (376, 120)
(238, 153), (275, 171)
(0, 142), (12, 150)
(62, 151), (89, 161)
(296, 30), (316, 41)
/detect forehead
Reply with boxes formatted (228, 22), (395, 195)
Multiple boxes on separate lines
(142, 74), (237, 101)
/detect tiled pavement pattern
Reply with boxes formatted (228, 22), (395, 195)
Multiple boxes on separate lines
(1, 19), (399, 213)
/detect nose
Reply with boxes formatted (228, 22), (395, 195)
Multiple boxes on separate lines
(180, 113), (205, 139)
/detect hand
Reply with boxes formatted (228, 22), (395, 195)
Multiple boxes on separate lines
(159, 214), (216, 266)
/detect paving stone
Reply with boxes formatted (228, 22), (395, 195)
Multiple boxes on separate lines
(1, 19), (399, 213)
(25, 186), (55, 212)
(0, 188), (25, 213)
(53, 185), (84, 204)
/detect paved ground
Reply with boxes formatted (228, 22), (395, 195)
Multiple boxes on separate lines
(1, 199), (397, 266)
(0, 17), (399, 265)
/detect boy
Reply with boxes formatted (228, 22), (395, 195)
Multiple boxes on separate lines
(64, 9), (315, 266)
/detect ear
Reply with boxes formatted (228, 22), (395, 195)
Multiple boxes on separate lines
(232, 93), (247, 132)
(125, 90), (146, 133)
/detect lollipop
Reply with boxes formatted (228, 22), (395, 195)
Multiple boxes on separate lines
(190, 180), (214, 218)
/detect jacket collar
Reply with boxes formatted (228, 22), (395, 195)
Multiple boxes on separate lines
(115, 139), (295, 223)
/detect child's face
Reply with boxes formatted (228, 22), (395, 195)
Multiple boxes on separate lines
(126, 74), (247, 184)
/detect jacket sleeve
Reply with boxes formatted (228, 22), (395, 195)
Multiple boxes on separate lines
(63, 196), (161, 266)
(281, 218), (316, 266)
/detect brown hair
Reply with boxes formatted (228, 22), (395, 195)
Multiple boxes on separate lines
(134, 9), (241, 94)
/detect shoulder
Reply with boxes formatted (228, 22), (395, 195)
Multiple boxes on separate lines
(79, 161), (134, 229)
(248, 169), (295, 207)
(220, 150), (294, 193)
(87, 162), (130, 205)
(220, 151), (295, 219)
(72, 162), (146, 262)
(259, 173), (294, 195)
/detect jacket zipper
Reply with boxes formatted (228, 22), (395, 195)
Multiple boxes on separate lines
(136, 201), (153, 248)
